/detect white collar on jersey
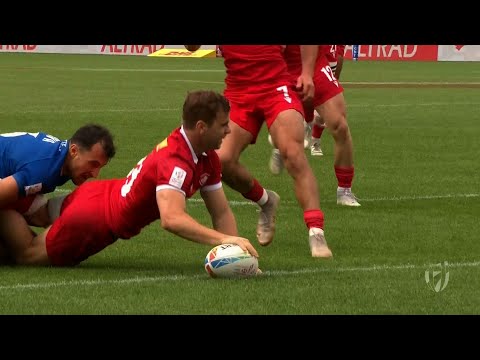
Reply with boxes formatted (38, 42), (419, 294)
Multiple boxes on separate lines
(180, 126), (207, 164)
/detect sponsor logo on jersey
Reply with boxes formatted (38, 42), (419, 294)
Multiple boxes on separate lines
(169, 167), (187, 189)
(199, 173), (210, 186)
(24, 183), (42, 195)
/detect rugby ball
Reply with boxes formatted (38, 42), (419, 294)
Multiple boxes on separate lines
(204, 244), (258, 278)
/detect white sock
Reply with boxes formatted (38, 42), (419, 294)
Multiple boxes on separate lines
(309, 227), (324, 236)
(257, 189), (269, 206)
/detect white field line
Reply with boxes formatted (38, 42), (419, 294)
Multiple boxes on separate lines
(169, 79), (480, 86)
(1, 260), (478, 292)
(52, 189), (479, 206)
(0, 108), (178, 114)
(169, 79), (224, 84)
(70, 68), (225, 72)
(347, 102), (480, 108)
(1, 102), (478, 115)
(17, 67), (226, 73)
(188, 193), (480, 206)
(342, 81), (480, 85)
(3, 66), (480, 85)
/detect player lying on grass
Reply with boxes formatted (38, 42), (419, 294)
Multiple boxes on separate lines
(0, 90), (258, 266)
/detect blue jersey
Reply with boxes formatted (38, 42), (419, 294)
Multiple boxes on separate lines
(0, 132), (70, 197)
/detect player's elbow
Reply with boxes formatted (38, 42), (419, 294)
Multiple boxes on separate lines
(160, 215), (180, 233)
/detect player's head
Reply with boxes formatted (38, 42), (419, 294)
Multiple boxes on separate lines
(66, 124), (116, 185)
(182, 90), (231, 150)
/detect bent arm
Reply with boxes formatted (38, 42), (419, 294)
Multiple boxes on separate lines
(201, 187), (238, 236)
(157, 189), (231, 246)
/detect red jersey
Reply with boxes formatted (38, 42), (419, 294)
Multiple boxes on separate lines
(219, 45), (294, 91)
(106, 127), (222, 239)
(325, 45), (346, 66)
(283, 45), (331, 79)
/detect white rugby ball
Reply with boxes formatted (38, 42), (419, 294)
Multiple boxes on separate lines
(204, 244), (258, 278)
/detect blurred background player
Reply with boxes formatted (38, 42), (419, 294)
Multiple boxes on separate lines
(309, 44), (346, 156)
(0, 90), (259, 266)
(269, 45), (360, 207)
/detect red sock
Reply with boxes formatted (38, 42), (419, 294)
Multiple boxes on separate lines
(303, 209), (324, 230)
(335, 166), (354, 188)
(312, 124), (325, 139)
(242, 178), (265, 203)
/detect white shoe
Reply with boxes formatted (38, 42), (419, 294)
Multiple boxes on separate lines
(269, 149), (284, 175)
(256, 190), (280, 246)
(267, 133), (275, 147)
(304, 121), (312, 149)
(309, 228), (333, 258)
(337, 187), (361, 207)
(310, 141), (323, 156)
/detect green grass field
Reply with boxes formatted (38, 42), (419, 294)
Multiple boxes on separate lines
(0, 53), (479, 314)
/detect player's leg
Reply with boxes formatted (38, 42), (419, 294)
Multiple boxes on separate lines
(311, 110), (326, 156)
(43, 183), (116, 266)
(0, 240), (13, 265)
(268, 104), (332, 258)
(0, 192), (72, 264)
(0, 184), (115, 266)
(317, 92), (360, 207)
(0, 209), (50, 265)
(303, 115), (313, 149)
(268, 101), (314, 175)
(216, 100), (280, 247)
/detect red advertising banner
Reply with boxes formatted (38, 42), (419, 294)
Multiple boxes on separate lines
(344, 45), (438, 61)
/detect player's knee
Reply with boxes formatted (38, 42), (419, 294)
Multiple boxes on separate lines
(279, 145), (306, 172)
(15, 249), (46, 266)
(219, 157), (236, 176)
(327, 113), (348, 136)
(335, 120), (350, 141)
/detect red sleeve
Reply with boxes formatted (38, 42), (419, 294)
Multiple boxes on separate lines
(155, 150), (194, 194)
(336, 45), (346, 56)
(204, 150), (222, 187)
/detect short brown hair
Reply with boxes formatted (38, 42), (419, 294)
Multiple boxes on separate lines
(70, 124), (116, 159)
(182, 90), (230, 129)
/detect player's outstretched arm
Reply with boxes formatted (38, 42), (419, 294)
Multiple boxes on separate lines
(156, 189), (258, 257)
(201, 187), (238, 236)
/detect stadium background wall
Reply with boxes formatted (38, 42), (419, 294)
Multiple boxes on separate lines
(0, 45), (478, 61)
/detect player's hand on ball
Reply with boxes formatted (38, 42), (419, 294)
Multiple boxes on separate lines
(221, 236), (259, 258)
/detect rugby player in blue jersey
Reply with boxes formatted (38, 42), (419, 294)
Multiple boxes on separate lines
(0, 124), (116, 225)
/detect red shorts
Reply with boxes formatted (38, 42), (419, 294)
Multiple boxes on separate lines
(46, 182), (117, 266)
(304, 63), (344, 123)
(225, 84), (304, 144)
